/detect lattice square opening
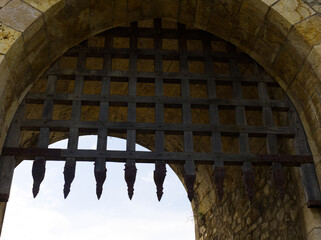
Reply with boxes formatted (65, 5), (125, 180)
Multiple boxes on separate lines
(83, 80), (102, 95)
(219, 107), (235, 125)
(277, 136), (295, 155)
(137, 78), (155, 96)
(188, 61), (205, 74)
(52, 104), (72, 120)
(164, 104), (182, 124)
(56, 77), (75, 94)
(221, 134), (239, 154)
(136, 130), (155, 151)
(113, 37), (130, 48)
(108, 103), (128, 122)
(49, 131), (69, 148)
(137, 59), (155, 72)
(138, 38), (154, 49)
(19, 130), (40, 148)
(107, 130), (127, 151)
(112, 58), (129, 71)
(138, 19), (154, 28)
(60, 56), (77, 69)
(110, 77), (128, 95)
(249, 136), (267, 154)
(189, 80), (207, 98)
(242, 83), (259, 99)
(267, 83), (287, 100)
(86, 57), (104, 70)
(77, 131), (98, 150)
(245, 108), (263, 126)
(272, 109), (289, 127)
(163, 60), (180, 72)
(81, 105), (100, 121)
(163, 79), (181, 97)
(187, 40), (202, 52)
(136, 103), (155, 123)
(162, 39), (178, 51)
(193, 132), (211, 153)
(191, 105), (209, 124)
(164, 131), (184, 152)
(30, 78), (47, 93)
(216, 83), (233, 99)
(161, 19), (177, 29)
(238, 62), (255, 76)
(24, 103), (43, 119)
(214, 62), (230, 75)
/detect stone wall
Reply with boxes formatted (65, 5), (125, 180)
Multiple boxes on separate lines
(0, 1), (321, 239)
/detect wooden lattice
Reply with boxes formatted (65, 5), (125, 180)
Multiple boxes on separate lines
(0, 19), (320, 206)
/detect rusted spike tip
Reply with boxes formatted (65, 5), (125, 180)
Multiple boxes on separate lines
(63, 188), (70, 199)
(32, 185), (39, 198)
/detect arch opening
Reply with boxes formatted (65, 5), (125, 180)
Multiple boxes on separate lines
(0, 17), (320, 240)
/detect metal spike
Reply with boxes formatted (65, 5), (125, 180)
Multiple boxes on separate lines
(154, 161), (166, 201)
(242, 163), (255, 202)
(63, 158), (76, 199)
(94, 158), (107, 200)
(213, 166), (225, 202)
(272, 164), (285, 200)
(184, 161), (196, 202)
(124, 160), (137, 200)
(32, 157), (46, 198)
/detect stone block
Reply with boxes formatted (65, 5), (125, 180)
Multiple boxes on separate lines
(270, 0), (315, 36)
(112, 0), (127, 27)
(299, 206), (321, 235)
(0, 23), (21, 55)
(90, 9), (113, 36)
(195, 0), (242, 41)
(90, 0), (113, 16)
(271, 41), (305, 91)
(179, 0), (197, 28)
(155, 0), (179, 19)
(0, 0), (42, 33)
(140, 0), (155, 20)
(0, 0), (9, 8)
(43, 1), (68, 61)
(251, 15), (287, 68)
(306, 44), (321, 80)
(231, 0), (270, 52)
(307, 228), (321, 240)
(23, 0), (61, 13)
(25, 26), (50, 79)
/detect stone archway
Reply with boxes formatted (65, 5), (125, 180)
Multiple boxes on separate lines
(0, 0), (321, 239)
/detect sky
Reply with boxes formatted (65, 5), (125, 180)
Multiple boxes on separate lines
(1, 136), (195, 240)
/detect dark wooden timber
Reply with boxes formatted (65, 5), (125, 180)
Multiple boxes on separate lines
(1, 19), (320, 205)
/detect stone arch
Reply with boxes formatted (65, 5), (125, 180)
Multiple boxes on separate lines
(0, 0), (320, 238)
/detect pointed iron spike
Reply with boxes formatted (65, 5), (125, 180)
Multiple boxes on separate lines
(124, 161), (137, 200)
(96, 187), (102, 200)
(94, 158), (107, 200)
(63, 159), (76, 199)
(213, 166), (225, 202)
(242, 168), (255, 202)
(32, 184), (39, 198)
(32, 158), (46, 198)
(184, 174), (196, 202)
(63, 185), (70, 199)
(154, 161), (166, 202)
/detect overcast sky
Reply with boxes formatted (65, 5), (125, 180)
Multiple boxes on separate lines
(2, 136), (195, 240)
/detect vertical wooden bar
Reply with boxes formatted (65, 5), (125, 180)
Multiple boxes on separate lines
(289, 103), (321, 207)
(230, 46), (254, 201)
(125, 22), (138, 200)
(204, 36), (225, 201)
(0, 102), (25, 202)
(153, 19), (167, 201)
(32, 75), (56, 197)
(257, 66), (285, 199)
(94, 32), (112, 199)
(179, 23), (195, 202)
